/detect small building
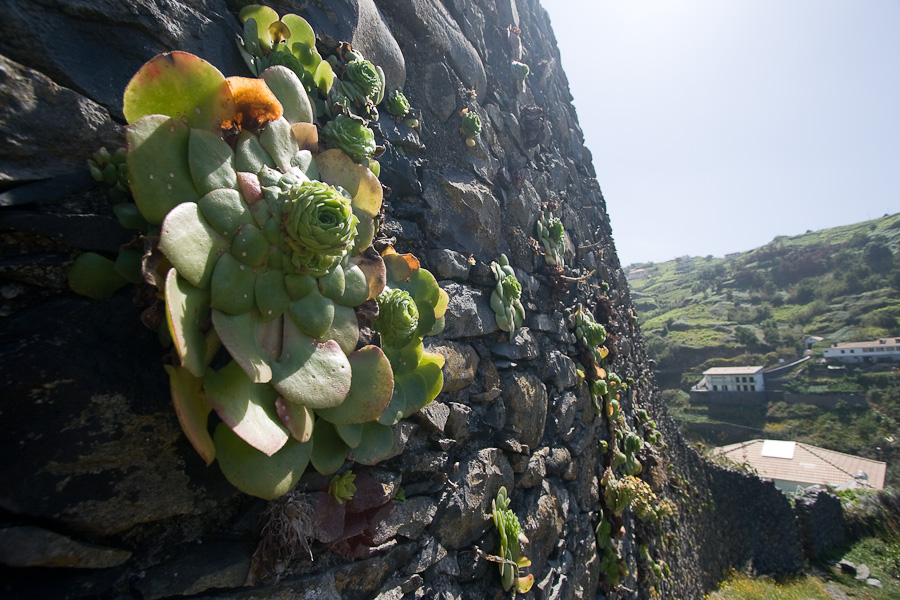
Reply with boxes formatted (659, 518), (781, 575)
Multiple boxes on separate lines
(626, 268), (651, 281)
(694, 366), (764, 393)
(713, 439), (887, 493)
(804, 336), (824, 350)
(823, 338), (900, 364)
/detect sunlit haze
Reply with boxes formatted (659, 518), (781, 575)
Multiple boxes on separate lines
(542, 0), (900, 266)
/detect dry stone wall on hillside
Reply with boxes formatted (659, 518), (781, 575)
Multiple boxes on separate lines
(1, 1), (805, 598)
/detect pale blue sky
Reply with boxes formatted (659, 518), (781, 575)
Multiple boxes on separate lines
(542, 0), (900, 267)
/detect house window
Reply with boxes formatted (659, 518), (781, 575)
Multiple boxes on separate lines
(750, 385), (756, 391)
(841, 350), (845, 354)
(723, 385), (728, 391)
(713, 385), (718, 391)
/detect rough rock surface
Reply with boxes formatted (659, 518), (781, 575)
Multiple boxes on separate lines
(1, 1), (812, 599)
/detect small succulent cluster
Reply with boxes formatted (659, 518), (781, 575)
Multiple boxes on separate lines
(87, 147), (131, 204)
(491, 487), (534, 595)
(535, 208), (565, 268)
(638, 544), (671, 581)
(385, 88), (410, 117)
(590, 369), (624, 418)
(71, 8), (447, 500)
(570, 303), (675, 589)
(235, 5), (335, 106)
(595, 507), (626, 587)
(327, 470), (357, 504)
(636, 408), (665, 447)
(575, 304), (608, 365)
(236, 6), (417, 176)
(490, 254), (525, 336)
(459, 108), (482, 147)
(385, 88), (419, 128)
(511, 60), (530, 93)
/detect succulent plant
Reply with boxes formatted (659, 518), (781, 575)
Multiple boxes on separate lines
(384, 88), (410, 117)
(375, 248), (449, 426)
(102, 42), (445, 500)
(511, 60), (530, 92)
(327, 470), (357, 504)
(459, 108), (481, 147)
(88, 147), (130, 203)
(535, 208), (565, 267)
(281, 179), (359, 275)
(373, 288), (419, 348)
(236, 5), (334, 96)
(575, 304), (608, 365)
(340, 58), (384, 106)
(491, 487), (534, 595)
(490, 254), (525, 336)
(322, 114), (377, 163)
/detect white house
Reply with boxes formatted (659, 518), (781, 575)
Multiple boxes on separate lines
(823, 338), (900, 364)
(694, 366), (765, 392)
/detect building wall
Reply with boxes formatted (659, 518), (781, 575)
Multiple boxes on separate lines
(824, 345), (900, 363)
(705, 372), (764, 392)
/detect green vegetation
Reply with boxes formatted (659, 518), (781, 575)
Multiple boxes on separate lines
(709, 489), (900, 599)
(630, 213), (900, 486)
(705, 571), (829, 600)
(631, 212), (900, 389)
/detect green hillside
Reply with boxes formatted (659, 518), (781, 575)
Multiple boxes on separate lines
(629, 213), (900, 485)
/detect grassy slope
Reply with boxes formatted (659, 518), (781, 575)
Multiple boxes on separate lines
(630, 212), (900, 374)
(629, 213), (900, 485)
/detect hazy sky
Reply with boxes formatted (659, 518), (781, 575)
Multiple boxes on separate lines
(541, 0), (900, 267)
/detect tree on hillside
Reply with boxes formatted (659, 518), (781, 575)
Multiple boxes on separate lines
(734, 326), (759, 347)
(863, 238), (893, 272)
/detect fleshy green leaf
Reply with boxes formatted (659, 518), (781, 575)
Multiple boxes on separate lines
(319, 304), (359, 355)
(211, 310), (281, 383)
(350, 422), (394, 465)
(159, 201), (227, 288)
(204, 361), (289, 456)
(275, 397), (315, 442)
(259, 117), (300, 172)
(261, 66), (314, 124)
(336, 423), (363, 448)
(288, 287), (335, 338)
(210, 253), (257, 315)
(310, 419), (348, 474)
(67, 252), (128, 300)
(189, 128), (237, 195)
(126, 115), (201, 225)
(214, 423), (311, 500)
(165, 268), (211, 377)
(317, 346), (394, 425)
(166, 365), (215, 465)
(123, 51), (234, 131)
(316, 149), (382, 217)
(272, 318), (351, 408)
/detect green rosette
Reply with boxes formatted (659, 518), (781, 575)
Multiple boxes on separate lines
(374, 288), (420, 348)
(322, 114), (377, 163)
(385, 88), (410, 117)
(282, 179), (359, 277)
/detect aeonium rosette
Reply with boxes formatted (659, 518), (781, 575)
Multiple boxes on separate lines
(373, 288), (419, 349)
(342, 58), (383, 105)
(501, 274), (522, 302)
(282, 179), (358, 276)
(322, 114), (377, 163)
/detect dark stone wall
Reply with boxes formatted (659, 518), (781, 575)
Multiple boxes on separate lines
(1, 1), (807, 599)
